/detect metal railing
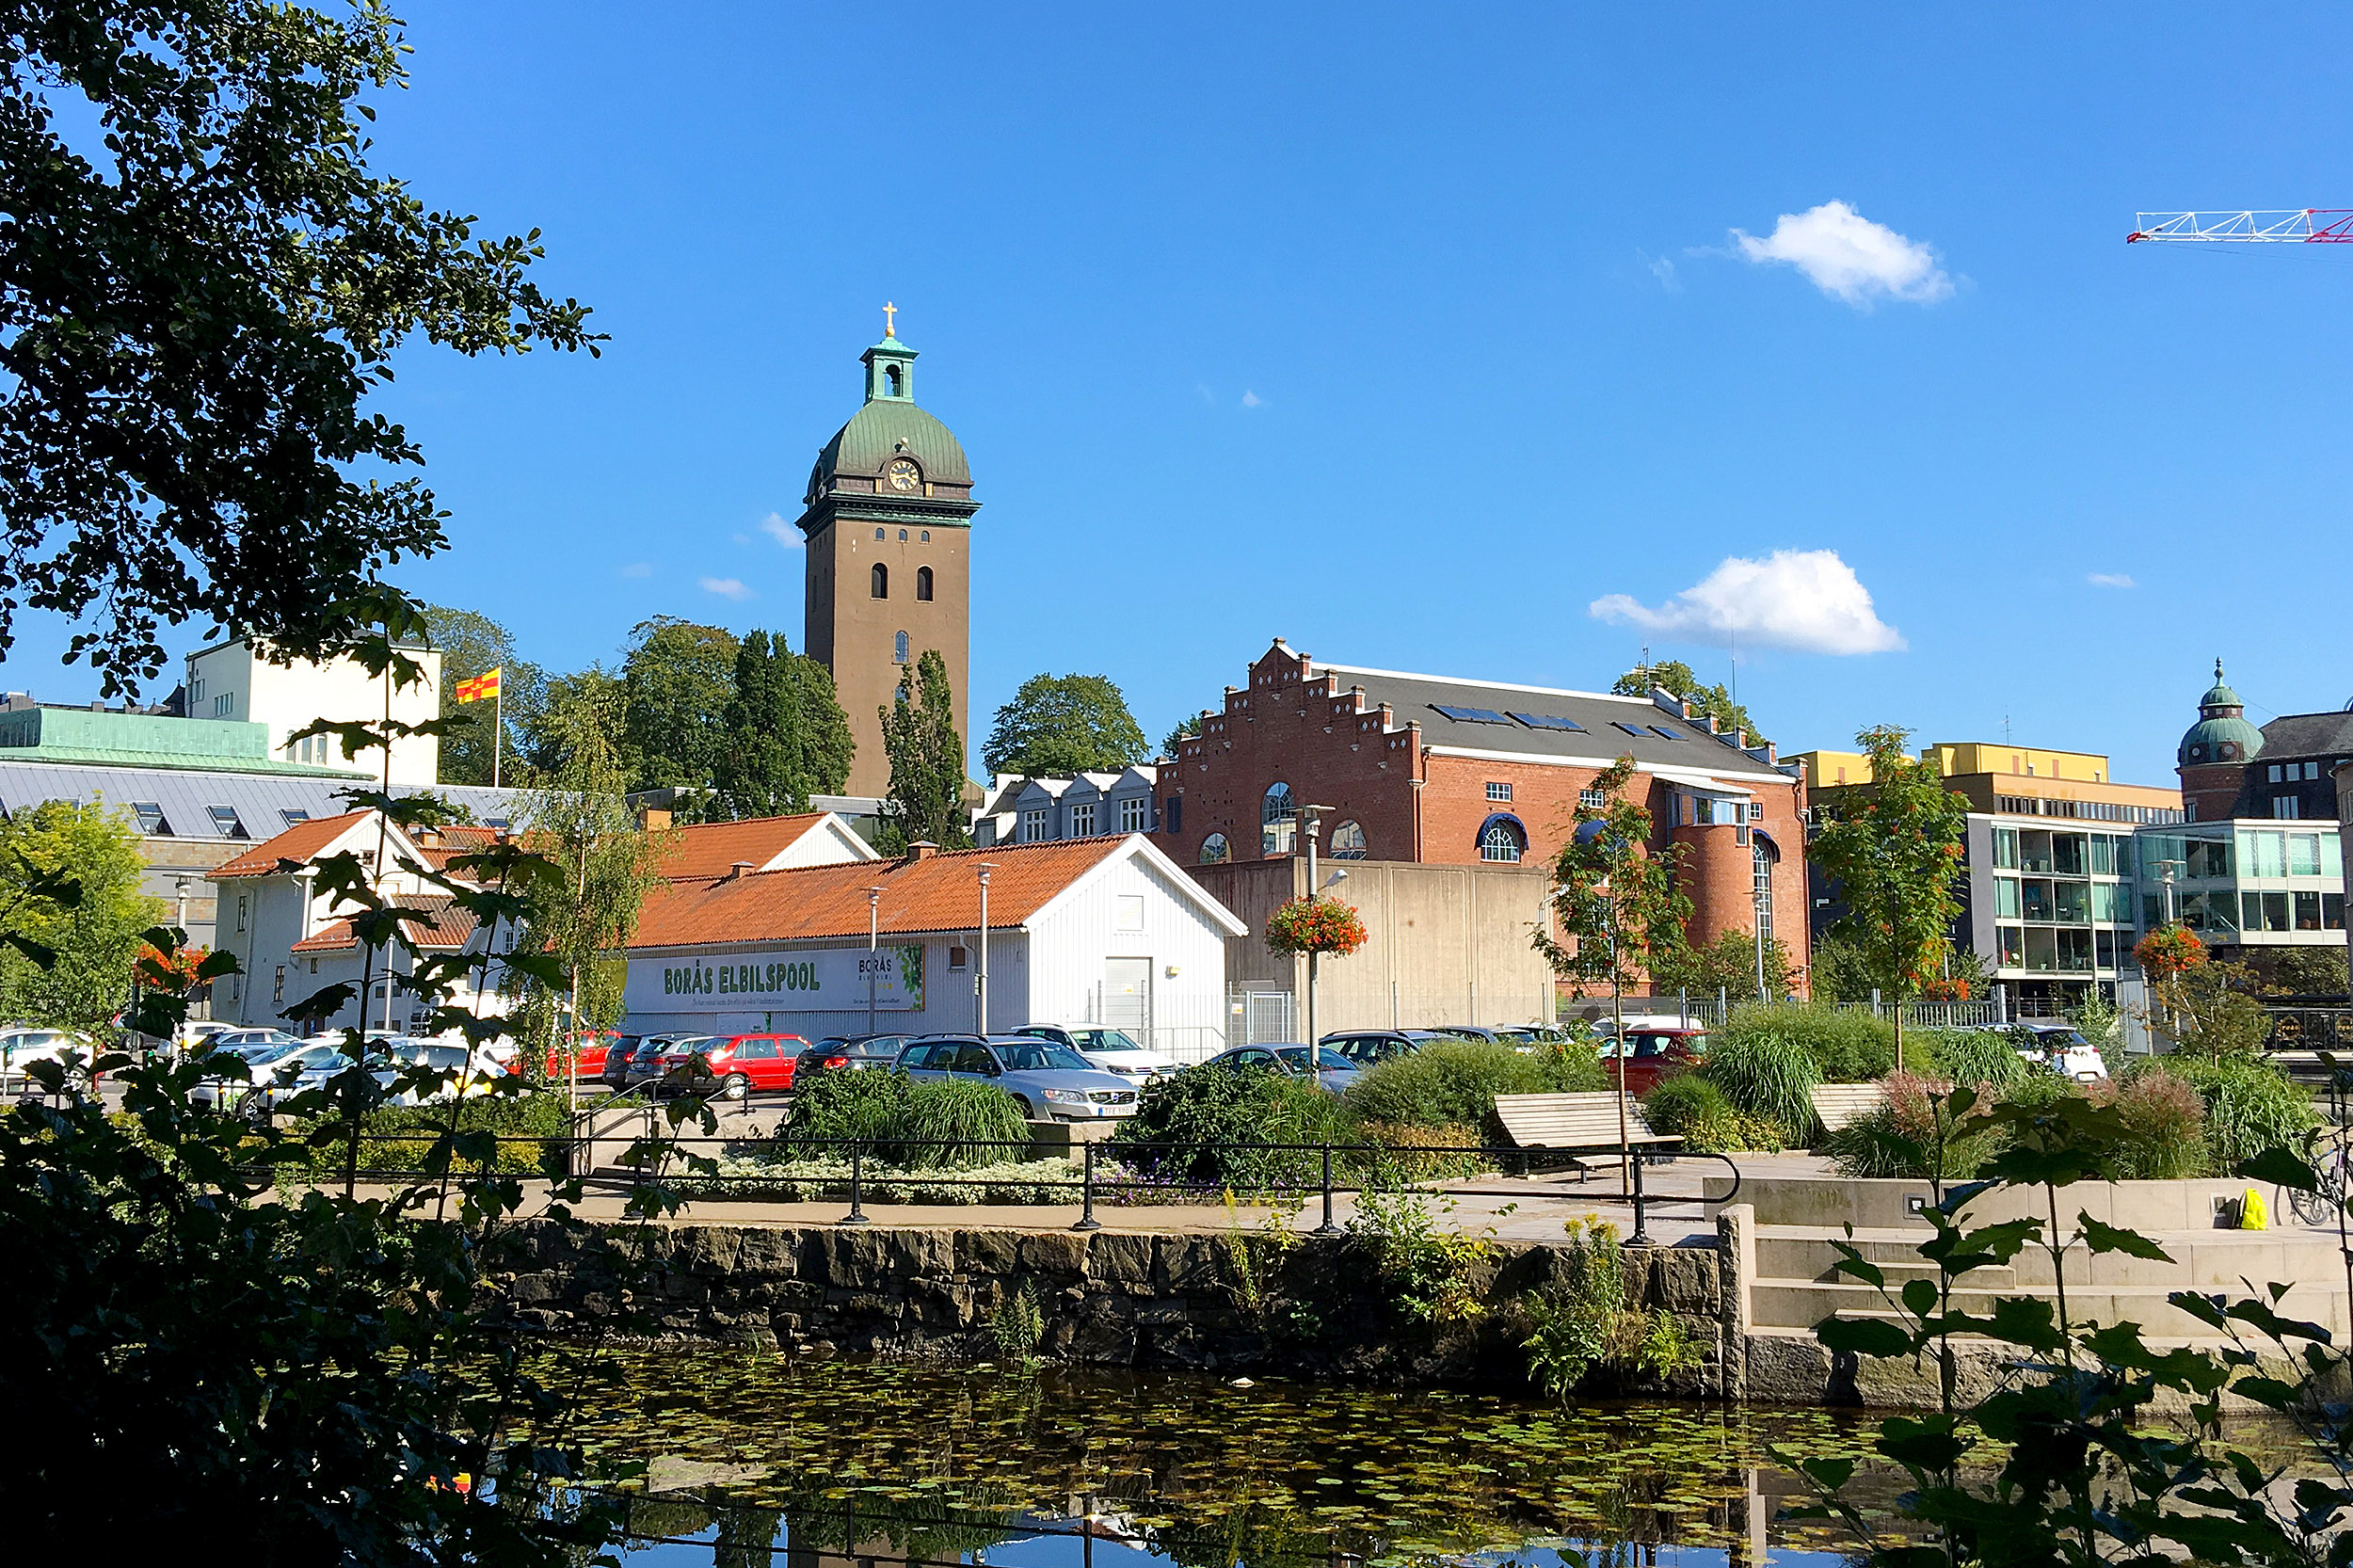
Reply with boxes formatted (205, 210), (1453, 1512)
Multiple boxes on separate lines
(316, 1123), (1742, 1249)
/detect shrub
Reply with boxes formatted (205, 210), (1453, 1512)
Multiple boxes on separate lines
(1640, 1076), (1743, 1153)
(1345, 1039), (1593, 1131)
(1112, 1063), (1345, 1191)
(782, 1070), (1028, 1170)
(1721, 1001), (1894, 1083)
(295, 1090), (572, 1176)
(1345, 1121), (1487, 1185)
(2099, 1068), (2208, 1180)
(2158, 1055), (2317, 1173)
(1823, 1070), (2003, 1179)
(1699, 1030), (1820, 1144)
(1913, 1029), (2028, 1092)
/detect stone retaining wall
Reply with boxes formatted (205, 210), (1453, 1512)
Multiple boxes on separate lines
(490, 1221), (1729, 1393)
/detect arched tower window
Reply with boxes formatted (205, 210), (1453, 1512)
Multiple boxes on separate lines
(871, 563), (888, 599)
(1330, 820), (1368, 860)
(916, 566), (934, 601)
(885, 364), (904, 397)
(894, 631), (910, 664)
(1753, 833), (1780, 946)
(1199, 832), (1230, 865)
(1478, 815), (1526, 863)
(1261, 782), (1295, 857)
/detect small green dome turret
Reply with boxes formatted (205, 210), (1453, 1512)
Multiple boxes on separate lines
(2179, 658), (2264, 767)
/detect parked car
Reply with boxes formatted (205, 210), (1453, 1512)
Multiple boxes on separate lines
(1316, 1028), (1461, 1068)
(191, 1035), (319, 1112)
(208, 1028), (306, 1052)
(544, 1030), (626, 1081)
(1434, 1025), (1503, 1045)
(897, 1034), (1139, 1121)
(242, 1040), (400, 1113)
(647, 1032), (808, 1100)
(1594, 1027), (1709, 1095)
(1014, 1025), (1179, 1082)
(599, 1033), (660, 1092)
(1200, 1042), (1362, 1095)
(0, 1027), (104, 1089)
(1493, 1024), (1574, 1049)
(794, 1033), (916, 1078)
(2006, 1023), (2108, 1083)
(382, 1038), (512, 1104)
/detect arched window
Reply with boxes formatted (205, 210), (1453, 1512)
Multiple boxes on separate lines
(871, 563), (888, 599)
(894, 631), (910, 664)
(1330, 820), (1368, 860)
(1261, 782), (1295, 857)
(1753, 832), (1780, 946)
(1478, 814), (1526, 863)
(916, 566), (934, 601)
(885, 364), (904, 396)
(1199, 832), (1230, 865)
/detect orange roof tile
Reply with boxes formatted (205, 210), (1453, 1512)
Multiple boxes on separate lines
(630, 838), (1129, 950)
(210, 810), (376, 879)
(291, 895), (483, 953)
(657, 813), (837, 881)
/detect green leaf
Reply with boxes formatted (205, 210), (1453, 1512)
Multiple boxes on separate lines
(1900, 1276), (1939, 1319)
(2239, 1146), (2318, 1192)
(2078, 1213), (2173, 1262)
(1815, 1315), (1913, 1359)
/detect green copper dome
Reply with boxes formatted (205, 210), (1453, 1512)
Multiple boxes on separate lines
(2179, 659), (2264, 766)
(802, 330), (972, 504)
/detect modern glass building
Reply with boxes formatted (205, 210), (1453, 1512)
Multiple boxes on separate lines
(1964, 816), (2147, 1012)
(2134, 822), (2347, 950)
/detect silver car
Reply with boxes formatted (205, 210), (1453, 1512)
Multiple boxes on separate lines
(897, 1034), (1139, 1121)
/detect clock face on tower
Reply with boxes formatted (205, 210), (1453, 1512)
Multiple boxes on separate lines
(886, 457), (920, 493)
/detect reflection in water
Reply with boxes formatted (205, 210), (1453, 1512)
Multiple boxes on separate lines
(552, 1350), (1885, 1567)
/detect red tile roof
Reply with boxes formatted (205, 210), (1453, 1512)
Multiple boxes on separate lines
(291, 895), (483, 953)
(630, 838), (1129, 950)
(210, 810), (376, 879)
(657, 813), (840, 881)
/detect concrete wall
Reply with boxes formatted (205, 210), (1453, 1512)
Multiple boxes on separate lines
(1186, 856), (1555, 1032)
(186, 639), (441, 784)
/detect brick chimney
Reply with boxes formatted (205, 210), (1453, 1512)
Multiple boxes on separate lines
(902, 840), (937, 866)
(638, 806), (673, 831)
(724, 860), (755, 882)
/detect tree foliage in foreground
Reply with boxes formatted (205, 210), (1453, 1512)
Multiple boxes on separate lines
(0, 0), (599, 692)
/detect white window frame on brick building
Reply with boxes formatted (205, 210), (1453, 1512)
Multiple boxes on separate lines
(1485, 781), (1512, 802)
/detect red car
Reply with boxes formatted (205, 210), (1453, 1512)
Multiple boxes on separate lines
(649, 1032), (808, 1100)
(542, 1031), (627, 1081)
(1597, 1028), (1708, 1096)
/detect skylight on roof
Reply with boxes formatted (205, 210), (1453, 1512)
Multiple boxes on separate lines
(280, 808), (310, 828)
(205, 804), (246, 838)
(1650, 726), (1684, 741)
(1611, 722), (1646, 737)
(1510, 712), (1585, 732)
(1432, 703), (1511, 725)
(131, 802), (168, 835)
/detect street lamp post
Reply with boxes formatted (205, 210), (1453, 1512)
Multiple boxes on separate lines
(976, 863), (996, 1034)
(867, 886), (884, 1035)
(1300, 805), (1336, 1052)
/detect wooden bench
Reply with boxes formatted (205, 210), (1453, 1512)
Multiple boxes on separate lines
(1492, 1090), (1680, 1174)
(1809, 1083), (1888, 1137)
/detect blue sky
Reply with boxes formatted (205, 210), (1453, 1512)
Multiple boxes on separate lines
(11, 4), (2353, 783)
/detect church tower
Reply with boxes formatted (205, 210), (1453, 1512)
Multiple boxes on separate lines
(796, 309), (979, 797)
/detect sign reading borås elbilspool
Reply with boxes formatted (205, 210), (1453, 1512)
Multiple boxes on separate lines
(623, 945), (926, 1014)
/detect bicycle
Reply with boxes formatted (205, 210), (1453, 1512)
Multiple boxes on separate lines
(2289, 1116), (2353, 1228)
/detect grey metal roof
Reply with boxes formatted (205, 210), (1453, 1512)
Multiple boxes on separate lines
(2260, 709), (2353, 760)
(0, 760), (522, 840)
(1314, 662), (1792, 781)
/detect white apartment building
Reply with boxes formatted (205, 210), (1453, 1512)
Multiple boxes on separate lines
(185, 636), (442, 785)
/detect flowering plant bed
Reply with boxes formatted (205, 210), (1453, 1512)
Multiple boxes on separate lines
(1264, 895), (1369, 957)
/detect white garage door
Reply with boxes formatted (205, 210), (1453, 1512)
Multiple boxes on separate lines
(1102, 957), (1152, 1036)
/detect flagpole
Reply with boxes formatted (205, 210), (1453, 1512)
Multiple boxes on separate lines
(492, 681), (502, 789)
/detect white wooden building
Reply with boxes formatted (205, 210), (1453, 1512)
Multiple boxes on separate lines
(622, 835), (1247, 1058)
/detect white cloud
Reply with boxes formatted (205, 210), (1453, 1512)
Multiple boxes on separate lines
(698, 576), (755, 601)
(1590, 549), (1905, 655)
(1240, 390), (1263, 408)
(618, 562), (652, 579)
(1641, 250), (1681, 293)
(759, 511), (803, 549)
(2087, 572), (2137, 589)
(1731, 200), (1951, 307)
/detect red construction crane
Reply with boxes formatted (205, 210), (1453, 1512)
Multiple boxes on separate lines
(2127, 210), (2353, 243)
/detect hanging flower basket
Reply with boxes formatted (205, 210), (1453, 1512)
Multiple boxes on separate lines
(2135, 923), (2205, 980)
(1264, 895), (1369, 958)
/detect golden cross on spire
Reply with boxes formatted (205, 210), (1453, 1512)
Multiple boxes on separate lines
(883, 301), (897, 339)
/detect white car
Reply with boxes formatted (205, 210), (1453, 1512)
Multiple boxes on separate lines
(0, 1027), (103, 1088)
(1012, 1025), (1179, 1083)
(2008, 1025), (2109, 1083)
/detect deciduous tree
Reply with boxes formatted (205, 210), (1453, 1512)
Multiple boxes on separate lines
(0, 0), (599, 693)
(1806, 726), (1967, 1067)
(422, 602), (542, 786)
(0, 800), (163, 1033)
(1613, 659), (1767, 747)
(878, 649), (970, 852)
(618, 617), (738, 793)
(983, 672), (1148, 776)
(1657, 926), (1800, 1002)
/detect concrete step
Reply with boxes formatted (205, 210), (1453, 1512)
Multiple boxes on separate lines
(1753, 1277), (2351, 1338)
(1755, 1224), (2348, 1291)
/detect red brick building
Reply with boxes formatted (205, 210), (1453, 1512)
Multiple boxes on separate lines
(1156, 640), (1811, 990)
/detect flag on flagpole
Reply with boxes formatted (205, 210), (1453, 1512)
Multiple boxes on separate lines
(456, 667), (503, 704)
